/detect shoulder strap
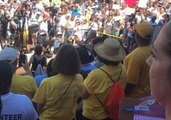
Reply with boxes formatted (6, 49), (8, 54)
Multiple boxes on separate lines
(99, 68), (122, 83)
(42, 76), (75, 112)
(95, 68), (122, 113)
(94, 94), (108, 113)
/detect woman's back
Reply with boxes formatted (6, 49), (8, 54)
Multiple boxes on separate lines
(33, 73), (83, 120)
(31, 55), (46, 72)
(32, 44), (83, 120)
(29, 45), (47, 74)
(83, 64), (126, 119)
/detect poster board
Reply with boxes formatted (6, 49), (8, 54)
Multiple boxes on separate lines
(138, 0), (148, 8)
(119, 97), (143, 120)
(119, 97), (165, 120)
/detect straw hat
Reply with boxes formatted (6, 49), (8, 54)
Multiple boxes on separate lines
(94, 38), (126, 62)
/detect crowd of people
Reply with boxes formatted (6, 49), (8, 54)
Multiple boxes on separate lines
(1, 0), (171, 120)
(0, 0), (170, 52)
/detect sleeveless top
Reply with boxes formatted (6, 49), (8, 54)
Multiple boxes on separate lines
(31, 55), (46, 72)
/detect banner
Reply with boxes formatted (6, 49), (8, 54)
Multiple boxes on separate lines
(124, 0), (137, 7)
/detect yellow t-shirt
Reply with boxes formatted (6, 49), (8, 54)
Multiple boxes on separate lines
(124, 45), (152, 98)
(83, 63), (126, 120)
(11, 74), (37, 99)
(32, 73), (83, 120)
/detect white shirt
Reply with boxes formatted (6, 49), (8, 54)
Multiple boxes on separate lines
(59, 15), (67, 27)
(39, 20), (48, 34)
(55, 22), (62, 33)
(91, 21), (98, 31)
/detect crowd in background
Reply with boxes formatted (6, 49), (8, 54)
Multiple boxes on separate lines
(0, 0), (171, 52)
(1, 0), (171, 120)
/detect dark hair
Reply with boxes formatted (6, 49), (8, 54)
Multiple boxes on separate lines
(87, 30), (97, 40)
(77, 46), (94, 64)
(0, 60), (13, 91)
(34, 45), (43, 55)
(0, 60), (13, 115)
(53, 44), (81, 75)
(47, 59), (55, 77)
(93, 36), (107, 56)
(151, 16), (157, 22)
(93, 35), (107, 48)
(19, 53), (27, 67)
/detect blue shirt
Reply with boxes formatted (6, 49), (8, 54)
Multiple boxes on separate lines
(72, 9), (81, 15)
(34, 74), (48, 87)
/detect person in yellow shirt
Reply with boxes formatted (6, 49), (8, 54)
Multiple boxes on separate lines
(0, 48), (37, 99)
(33, 44), (84, 120)
(11, 74), (37, 99)
(81, 38), (127, 120)
(124, 22), (153, 98)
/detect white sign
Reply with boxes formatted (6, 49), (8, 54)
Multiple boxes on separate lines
(138, 0), (149, 8)
(112, 4), (120, 10)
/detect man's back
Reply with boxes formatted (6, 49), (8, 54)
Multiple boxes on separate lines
(124, 45), (151, 98)
(1, 92), (38, 120)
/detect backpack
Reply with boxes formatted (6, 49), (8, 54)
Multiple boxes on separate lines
(34, 57), (45, 77)
(96, 68), (125, 120)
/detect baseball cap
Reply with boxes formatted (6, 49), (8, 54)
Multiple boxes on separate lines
(134, 22), (153, 39)
(0, 48), (20, 63)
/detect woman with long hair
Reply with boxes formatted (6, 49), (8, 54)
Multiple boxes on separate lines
(33, 44), (83, 120)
